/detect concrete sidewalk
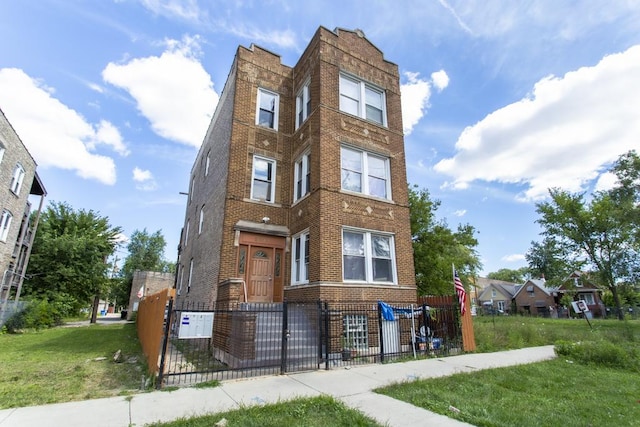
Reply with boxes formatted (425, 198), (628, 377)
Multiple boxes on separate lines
(0, 346), (556, 427)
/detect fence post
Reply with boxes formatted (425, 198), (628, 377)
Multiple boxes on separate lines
(377, 302), (384, 363)
(323, 301), (329, 370)
(156, 296), (173, 389)
(280, 300), (288, 375)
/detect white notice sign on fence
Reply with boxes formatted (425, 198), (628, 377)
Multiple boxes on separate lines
(178, 312), (214, 339)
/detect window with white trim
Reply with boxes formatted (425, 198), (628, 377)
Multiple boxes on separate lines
(0, 210), (12, 242)
(579, 293), (595, 305)
(184, 220), (190, 247)
(292, 231), (309, 284)
(339, 74), (386, 126)
(295, 80), (311, 129)
(187, 258), (194, 293)
(293, 152), (310, 202)
(198, 206), (204, 234)
(341, 146), (391, 199)
(205, 153), (210, 176)
(497, 300), (506, 311)
(251, 156), (276, 202)
(189, 176), (195, 202)
(10, 163), (25, 195)
(256, 88), (279, 130)
(342, 228), (396, 283)
(0, 142), (5, 164)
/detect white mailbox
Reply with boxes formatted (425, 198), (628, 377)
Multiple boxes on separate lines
(178, 312), (214, 339)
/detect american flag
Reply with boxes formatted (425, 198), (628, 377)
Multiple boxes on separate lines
(454, 269), (466, 316)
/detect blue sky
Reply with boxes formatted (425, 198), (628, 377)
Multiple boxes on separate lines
(1, 1), (639, 276)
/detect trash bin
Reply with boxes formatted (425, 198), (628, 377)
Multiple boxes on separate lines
(120, 310), (128, 320)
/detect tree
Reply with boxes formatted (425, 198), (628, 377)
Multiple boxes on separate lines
(525, 237), (577, 286)
(23, 201), (122, 315)
(535, 152), (640, 320)
(111, 229), (172, 309)
(486, 267), (531, 283)
(409, 186), (481, 295)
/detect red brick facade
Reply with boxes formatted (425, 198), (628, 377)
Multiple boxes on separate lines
(176, 27), (416, 309)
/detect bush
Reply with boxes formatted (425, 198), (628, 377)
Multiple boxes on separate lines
(554, 339), (639, 372)
(4, 299), (65, 333)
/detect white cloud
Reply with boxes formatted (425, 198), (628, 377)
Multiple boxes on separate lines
(102, 35), (218, 147)
(431, 70), (449, 92)
(593, 172), (618, 193)
(453, 209), (467, 217)
(434, 45), (640, 201)
(132, 167), (158, 191)
(502, 254), (525, 262)
(0, 68), (126, 185)
(225, 24), (298, 50)
(401, 70), (449, 135)
(138, 0), (202, 22)
(90, 120), (130, 156)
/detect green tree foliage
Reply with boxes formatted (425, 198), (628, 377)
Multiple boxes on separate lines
(409, 185), (481, 295)
(486, 267), (531, 283)
(23, 201), (122, 314)
(111, 229), (172, 308)
(525, 237), (577, 286)
(535, 151), (640, 320)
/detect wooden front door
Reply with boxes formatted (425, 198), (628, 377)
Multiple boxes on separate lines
(247, 247), (273, 302)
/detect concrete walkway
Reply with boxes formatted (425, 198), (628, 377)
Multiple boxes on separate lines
(0, 346), (556, 427)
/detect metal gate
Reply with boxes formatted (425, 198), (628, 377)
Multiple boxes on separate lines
(157, 301), (322, 387)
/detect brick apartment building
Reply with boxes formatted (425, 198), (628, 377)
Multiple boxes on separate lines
(175, 27), (416, 309)
(0, 108), (46, 318)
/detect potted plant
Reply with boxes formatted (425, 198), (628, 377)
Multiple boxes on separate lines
(341, 336), (356, 361)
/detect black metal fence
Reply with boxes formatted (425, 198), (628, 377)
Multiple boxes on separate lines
(157, 299), (463, 388)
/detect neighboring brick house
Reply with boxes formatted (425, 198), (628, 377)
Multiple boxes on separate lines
(557, 271), (605, 318)
(127, 270), (175, 319)
(0, 108), (46, 318)
(175, 27), (416, 310)
(476, 278), (520, 314)
(514, 279), (557, 316)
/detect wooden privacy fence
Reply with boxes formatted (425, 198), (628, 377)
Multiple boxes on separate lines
(418, 295), (476, 352)
(137, 288), (174, 375)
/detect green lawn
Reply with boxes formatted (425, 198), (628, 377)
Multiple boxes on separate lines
(377, 359), (640, 426)
(146, 395), (382, 427)
(0, 323), (145, 408)
(3, 314), (638, 427)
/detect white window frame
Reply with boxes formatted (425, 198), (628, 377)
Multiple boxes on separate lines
(10, 163), (25, 195)
(187, 259), (194, 293)
(184, 220), (190, 247)
(256, 88), (279, 130)
(189, 177), (195, 203)
(251, 156), (276, 203)
(342, 228), (396, 284)
(497, 300), (506, 311)
(339, 73), (387, 126)
(0, 210), (12, 242)
(579, 293), (595, 305)
(0, 142), (5, 164)
(295, 79), (311, 129)
(204, 153), (210, 177)
(198, 206), (204, 234)
(341, 146), (391, 200)
(293, 152), (310, 202)
(291, 231), (310, 285)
